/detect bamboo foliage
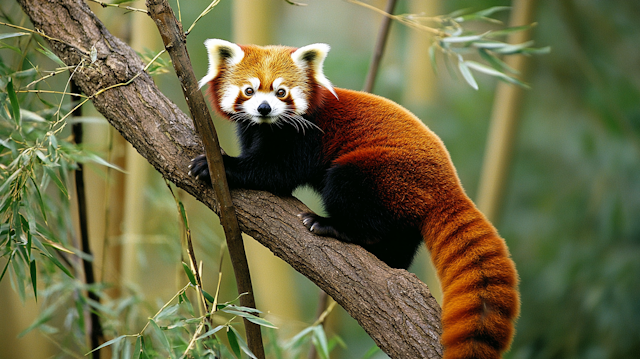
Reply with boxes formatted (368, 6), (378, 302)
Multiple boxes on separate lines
(476, 0), (539, 222)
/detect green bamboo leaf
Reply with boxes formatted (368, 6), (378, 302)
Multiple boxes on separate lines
(455, 6), (510, 22)
(47, 134), (58, 161)
(36, 43), (66, 67)
(133, 335), (142, 359)
(225, 304), (262, 314)
(230, 326), (257, 359)
(149, 319), (170, 351)
(85, 152), (126, 172)
(25, 226), (33, 260)
(0, 168), (22, 195)
(75, 298), (85, 335)
(41, 252), (74, 278)
(13, 68), (37, 79)
(7, 78), (21, 126)
(0, 253), (12, 282)
(442, 32), (488, 43)
(182, 262), (197, 286)
(86, 334), (130, 355)
(156, 303), (180, 321)
(226, 327), (242, 359)
(478, 48), (519, 75)
(447, 7), (473, 18)
(201, 288), (215, 303)
(312, 325), (330, 359)
(140, 336), (149, 359)
(286, 325), (315, 349)
(178, 201), (189, 231)
(0, 32), (29, 40)
(464, 60), (530, 88)
(222, 309), (277, 329)
(166, 317), (203, 329)
(180, 292), (195, 316)
(30, 177), (48, 224)
(472, 41), (509, 49)
(458, 61), (479, 90)
(43, 166), (69, 199)
(20, 109), (46, 123)
(195, 325), (225, 341)
(18, 303), (56, 337)
(0, 42), (21, 54)
(29, 259), (37, 301)
(491, 40), (535, 54)
(486, 24), (535, 38)
(362, 345), (380, 359)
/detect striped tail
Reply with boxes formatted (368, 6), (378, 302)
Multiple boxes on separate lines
(422, 198), (520, 359)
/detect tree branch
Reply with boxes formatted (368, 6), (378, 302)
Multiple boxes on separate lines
(15, 0), (444, 357)
(144, 1), (264, 357)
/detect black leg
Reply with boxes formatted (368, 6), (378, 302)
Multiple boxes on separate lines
(302, 163), (424, 269)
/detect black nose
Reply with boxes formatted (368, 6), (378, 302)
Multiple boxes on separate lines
(257, 101), (271, 116)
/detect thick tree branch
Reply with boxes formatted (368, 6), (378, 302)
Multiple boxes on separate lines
(16, 0), (444, 357)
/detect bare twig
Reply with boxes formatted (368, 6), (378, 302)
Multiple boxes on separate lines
(362, 0), (398, 92)
(87, 0), (148, 13)
(165, 181), (211, 315)
(347, 0), (445, 37)
(144, 0), (265, 358)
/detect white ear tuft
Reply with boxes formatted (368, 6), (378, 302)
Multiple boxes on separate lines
(291, 43), (338, 100)
(199, 39), (245, 89)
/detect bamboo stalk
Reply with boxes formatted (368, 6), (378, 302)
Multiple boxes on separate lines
(476, 0), (538, 222)
(71, 81), (104, 356)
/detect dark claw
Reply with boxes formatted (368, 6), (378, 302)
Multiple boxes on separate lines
(298, 212), (350, 242)
(189, 154), (210, 183)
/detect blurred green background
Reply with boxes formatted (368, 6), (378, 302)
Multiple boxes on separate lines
(1, 0), (639, 358)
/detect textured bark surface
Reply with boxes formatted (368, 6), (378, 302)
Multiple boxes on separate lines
(16, 0), (444, 357)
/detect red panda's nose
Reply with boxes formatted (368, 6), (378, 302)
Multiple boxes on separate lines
(257, 101), (272, 116)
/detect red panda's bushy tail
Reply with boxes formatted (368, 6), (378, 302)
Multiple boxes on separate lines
(422, 198), (519, 359)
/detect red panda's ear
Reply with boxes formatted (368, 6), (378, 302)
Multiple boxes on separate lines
(291, 44), (338, 100)
(199, 39), (245, 89)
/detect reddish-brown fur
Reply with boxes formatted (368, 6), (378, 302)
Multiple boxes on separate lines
(315, 88), (519, 359)
(199, 43), (520, 359)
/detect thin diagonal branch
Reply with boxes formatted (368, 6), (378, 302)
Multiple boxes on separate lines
(362, 0), (398, 93)
(144, 1), (265, 357)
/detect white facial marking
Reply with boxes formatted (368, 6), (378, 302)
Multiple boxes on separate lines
(248, 77), (260, 90)
(290, 86), (308, 114)
(242, 92), (286, 124)
(220, 84), (240, 113)
(272, 77), (284, 90)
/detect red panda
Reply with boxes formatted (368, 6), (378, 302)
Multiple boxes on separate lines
(189, 39), (520, 359)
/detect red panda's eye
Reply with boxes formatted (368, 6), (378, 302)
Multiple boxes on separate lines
(244, 87), (254, 96)
(276, 89), (286, 98)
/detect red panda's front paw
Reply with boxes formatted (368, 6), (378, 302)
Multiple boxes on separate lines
(298, 212), (351, 242)
(188, 154), (210, 183)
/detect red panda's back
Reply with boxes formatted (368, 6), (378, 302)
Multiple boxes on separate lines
(312, 87), (464, 221)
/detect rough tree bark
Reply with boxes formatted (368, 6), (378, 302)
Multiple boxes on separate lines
(16, 0), (444, 357)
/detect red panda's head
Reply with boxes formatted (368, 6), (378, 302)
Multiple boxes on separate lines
(199, 39), (337, 129)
